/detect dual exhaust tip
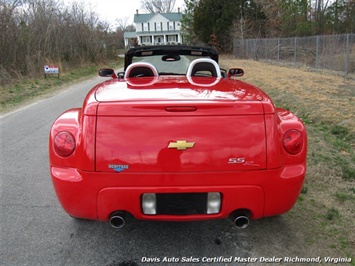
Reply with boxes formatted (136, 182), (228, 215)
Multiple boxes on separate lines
(232, 211), (250, 229)
(109, 211), (126, 229)
(109, 210), (250, 229)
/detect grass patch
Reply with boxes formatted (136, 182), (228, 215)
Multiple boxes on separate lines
(301, 186), (308, 194)
(335, 191), (355, 203)
(342, 164), (355, 181)
(267, 90), (355, 181)
(220, 57), (355, 258)
(0, 59), (123, 112)
(330, 124), (350, 139)
(326, 207), (340, 221)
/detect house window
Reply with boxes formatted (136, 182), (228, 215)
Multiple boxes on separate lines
(168, 35), (177, 42)
(156, 22), (161, 31)
(168, 22), (174, 30)
(143, 23), (149, 32)
(142, 36), (150, 43)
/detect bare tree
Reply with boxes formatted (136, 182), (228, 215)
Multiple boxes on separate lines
(116, 17), (130, 31)
(0, 0), (121, 86)
(140, 0), (176, 13)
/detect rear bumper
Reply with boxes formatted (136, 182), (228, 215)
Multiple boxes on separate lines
(50, 164), (306, 221)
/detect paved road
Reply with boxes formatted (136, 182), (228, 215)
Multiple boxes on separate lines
(1, 74), (308, 266)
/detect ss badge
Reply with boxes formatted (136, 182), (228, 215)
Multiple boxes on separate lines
(228, 158), (245, 164)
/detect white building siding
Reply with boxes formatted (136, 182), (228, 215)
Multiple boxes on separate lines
(125, 11), (183, 46)
(148, 14), (169, 32)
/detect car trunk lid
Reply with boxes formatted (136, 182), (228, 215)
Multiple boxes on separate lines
(95, 87), (267, 172)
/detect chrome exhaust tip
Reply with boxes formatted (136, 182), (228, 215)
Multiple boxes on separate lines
(109, 212), (125, 229)
(232, 210), (250, 229)
(234, 215), (249, 229)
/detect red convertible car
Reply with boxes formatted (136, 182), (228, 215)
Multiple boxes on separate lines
(49, 45), (307, 229)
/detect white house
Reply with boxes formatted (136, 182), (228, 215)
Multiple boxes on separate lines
(124, 9), (183, 47)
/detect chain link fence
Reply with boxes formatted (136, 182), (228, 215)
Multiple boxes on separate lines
(233, 34), (355, 77)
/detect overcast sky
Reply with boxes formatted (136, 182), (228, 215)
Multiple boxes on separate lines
(64, 0), (185, 28)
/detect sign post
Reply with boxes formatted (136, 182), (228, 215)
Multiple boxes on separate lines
(44, 65), (59, 78)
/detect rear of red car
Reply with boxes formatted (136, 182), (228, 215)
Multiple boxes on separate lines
(49, 76), (306, 228)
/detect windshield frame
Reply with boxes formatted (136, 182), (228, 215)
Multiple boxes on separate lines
(124, 45), (219, 72)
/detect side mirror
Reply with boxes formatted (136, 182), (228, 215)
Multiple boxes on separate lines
(99, 68), (117, 79)
(117, 72), (125, 79)
(228, 68), (244, 78)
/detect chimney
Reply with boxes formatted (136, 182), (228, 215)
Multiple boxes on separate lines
(136, 9), (139, 15)
(178, 7), (180, 13)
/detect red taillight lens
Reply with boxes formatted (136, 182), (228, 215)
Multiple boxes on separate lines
(283, 130), (303, 155)
(54, 131), (75, 157)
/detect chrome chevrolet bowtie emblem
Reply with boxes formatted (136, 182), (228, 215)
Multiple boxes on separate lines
(168, 140), (195, 150)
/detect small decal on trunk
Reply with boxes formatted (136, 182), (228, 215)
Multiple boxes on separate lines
(228, 158), (246, 164)
(108, 164), (129, 172)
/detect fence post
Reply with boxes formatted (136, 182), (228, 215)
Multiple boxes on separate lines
(316, 36), (319, 70)
(294, 37), (297, 66)
(265, 38), (267, 60)
(253, 39), (256, 60)
(278, 38), (280, 63)
(345, 34), (349, 77)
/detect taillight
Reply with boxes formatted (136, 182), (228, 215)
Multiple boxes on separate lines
(54, 131), (75, 157)
(283, 130), (303, 155)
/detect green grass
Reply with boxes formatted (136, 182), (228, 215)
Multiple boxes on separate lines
(0, 59), (123, 112)
(267, 88), (355, 256)
(326, 207), (340, 221)
(335, 191), (355, 203)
